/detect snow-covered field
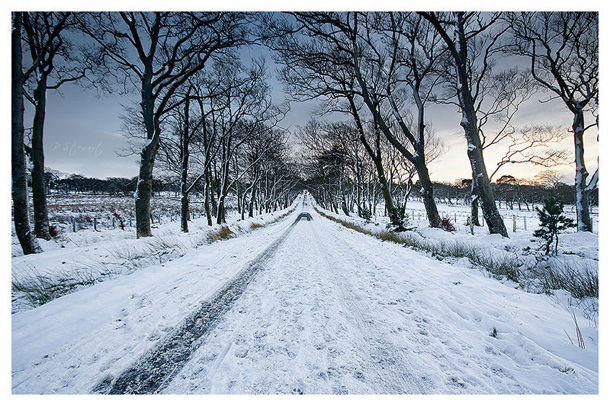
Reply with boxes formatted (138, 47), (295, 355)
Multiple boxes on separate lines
(11, 194), (597, 394)
(367, 198), (598, 260)
(400, 199), (599, 235)
(12, 192), (231, 257)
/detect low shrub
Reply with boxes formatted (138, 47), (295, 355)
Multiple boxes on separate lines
(49, 225), (60, 238)
(441, 217), (456, 232)
(534, 193), (575, 256)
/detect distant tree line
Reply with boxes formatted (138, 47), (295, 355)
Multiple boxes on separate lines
(305, 169), (598, 219)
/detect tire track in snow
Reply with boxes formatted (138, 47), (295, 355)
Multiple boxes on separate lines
(92, 214), (305, 394)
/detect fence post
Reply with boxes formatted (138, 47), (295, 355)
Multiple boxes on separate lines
(72, 217), (76, 232)
(523, 216), (527, 231)
(454, 212), (457, 224)
(112, 217), (115, 228)
(94, 217), (97, 231)
(129, 217), (132, 227)
(512, 214), (516, 233)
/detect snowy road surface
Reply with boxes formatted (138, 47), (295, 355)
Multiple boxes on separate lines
(12, 198), (597, 394)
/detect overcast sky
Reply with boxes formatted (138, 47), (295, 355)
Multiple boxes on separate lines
(26, 25), (598, 185)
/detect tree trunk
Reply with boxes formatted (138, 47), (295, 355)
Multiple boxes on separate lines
(371, 158), (401, 227)
(240, 193), (246, 220)
(248, 182), (256, 218)
(135, 139), (158, 237)
(31, 75), (51, 240)
(180, 94), (190, 233)
(210, 169), (218, 218)
(217, 195), (226, 224)
(204, 168), (213, 226)
(463, 127), (507, 236)
(471, 196), (481, 226)
(454, 13), (507, 237)
(12, 13), (39, 255)
(470, 179), (481, 226)
(134, 69), (158, 238)
(216, 159), (230, 224)
(181, 192), (189, 232)
(415, 160), (441, 228)
(573, 110), (592, 232)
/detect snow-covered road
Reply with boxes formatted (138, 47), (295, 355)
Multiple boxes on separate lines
(12, 197), (598, 394)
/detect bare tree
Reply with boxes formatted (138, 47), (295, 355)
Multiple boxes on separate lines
(461, 68), (535, 225)
(162, 72), (228, 228)
(205, 58), (287, 224)
(21, 12), (90, 240)
(12, 12), (40, 254)
(157, 85), (202, 232)
(383, 124), (445, 218)
(267, 12), (443, 228)
(490, 125), (570, 181)
(535, 169), (564, 190)
(420, 12), (509, 237)
(248, 129), (299, 214)
(275, 12), (445, 228)
(507, 12), (598, 231)
(349, 12), (446, 228)
(298, 121), (356, 216)
(78, 12), (248, 237)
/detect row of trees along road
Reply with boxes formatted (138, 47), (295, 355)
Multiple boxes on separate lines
(11, 12), (300, 255)
(11, 12), (598, 254)
(263, 12), (597, 236)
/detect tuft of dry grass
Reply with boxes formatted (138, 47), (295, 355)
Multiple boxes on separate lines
(250, 222), (264, 230)
(534, 259), (598, 298)
(12, 265), (117, 307)
(377, 231), (405, 244)
(208, 226), (234, 242)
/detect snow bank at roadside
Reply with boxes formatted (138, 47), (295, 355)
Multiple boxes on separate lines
(12, 198), (300, 313)
(314, 203), (598, 323)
